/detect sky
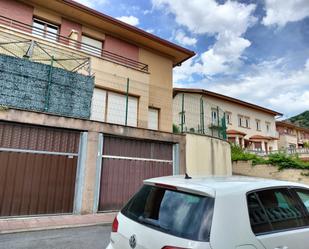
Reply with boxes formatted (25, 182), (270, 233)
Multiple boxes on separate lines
(74, 0), (309, 118)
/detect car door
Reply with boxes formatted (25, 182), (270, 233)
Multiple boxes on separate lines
(247, 187), (309, 249)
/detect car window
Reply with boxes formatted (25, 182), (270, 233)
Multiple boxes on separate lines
(247, 188), (307, 235)
(294, 188), (309, 213)
(247, 193), (272, 234)
(121, 184), (214, 242)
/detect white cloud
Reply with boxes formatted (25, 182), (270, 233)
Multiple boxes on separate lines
(174, 30), (197, 46)
(205, 58), (309, 117)
(116, 15), (139, 26)
(152, 0), (257, 75)
(73, 0), (108, 8)
(263, 0), (309, 27)
(145, 28), (155, 34)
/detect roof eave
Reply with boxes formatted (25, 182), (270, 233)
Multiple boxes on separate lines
(173, 88), (283, 116)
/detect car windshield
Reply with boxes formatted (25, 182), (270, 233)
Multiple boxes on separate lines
(121, 184), (214, 242)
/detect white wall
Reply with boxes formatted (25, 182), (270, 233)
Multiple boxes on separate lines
(185, 133), (232, 176)
(173, 93), (279, 150)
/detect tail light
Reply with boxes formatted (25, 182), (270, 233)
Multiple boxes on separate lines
(162, 247), (189, 249)
(112, 217), (118, 233)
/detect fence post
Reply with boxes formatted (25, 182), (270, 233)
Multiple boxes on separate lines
(23, 40), (35, 59)
(222, 113), (227, 140)
(217, 106), (220, 137)
(200, 97), (204, 134)
(125, 78), (129, 126)
(44, 56), (54, 112)
(181, 93), (185, 133)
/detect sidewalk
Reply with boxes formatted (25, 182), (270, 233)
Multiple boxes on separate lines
(0, 213), (116, 234)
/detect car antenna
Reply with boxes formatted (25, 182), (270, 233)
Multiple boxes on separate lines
(185, 173), (192, 179)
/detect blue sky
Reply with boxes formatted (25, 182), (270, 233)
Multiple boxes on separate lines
(75, 0), (309, 118)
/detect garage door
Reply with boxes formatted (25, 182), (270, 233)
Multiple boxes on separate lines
(98, 136), (173, 211)
(0, 122), (80, 217)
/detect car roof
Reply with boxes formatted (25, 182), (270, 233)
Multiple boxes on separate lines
(144, 175), (308, 197)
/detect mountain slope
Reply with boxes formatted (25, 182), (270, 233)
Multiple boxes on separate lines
(288, 111), (309, 129)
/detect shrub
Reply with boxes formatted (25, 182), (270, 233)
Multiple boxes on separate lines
(231, 144), (309, 170)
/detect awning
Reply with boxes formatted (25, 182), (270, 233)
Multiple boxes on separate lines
(226, 129), (247, 136)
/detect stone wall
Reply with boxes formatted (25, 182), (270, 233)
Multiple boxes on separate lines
(233, 161), (309, 185)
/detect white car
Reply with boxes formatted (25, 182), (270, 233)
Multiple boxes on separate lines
(106, 175), (309, 249)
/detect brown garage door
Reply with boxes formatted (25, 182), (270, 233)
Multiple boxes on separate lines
(98, 136), (173, 211)
(0, 122), (80, 217)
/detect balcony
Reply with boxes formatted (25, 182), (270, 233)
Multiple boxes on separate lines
(0, 15), (148, 73)
(0, 26), (94, 119)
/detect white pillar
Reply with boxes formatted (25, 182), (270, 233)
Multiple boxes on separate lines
(241, 137), (245, 148)
(261, 141), (266, 152)
(236, 135), (240, 145)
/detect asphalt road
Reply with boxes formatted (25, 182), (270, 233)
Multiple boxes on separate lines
(0, 225), (111, 249)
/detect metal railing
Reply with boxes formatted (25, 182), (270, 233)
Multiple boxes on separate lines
(0, 15), (149, 73)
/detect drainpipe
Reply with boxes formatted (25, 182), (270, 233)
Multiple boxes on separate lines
(125, 78), (129, 126)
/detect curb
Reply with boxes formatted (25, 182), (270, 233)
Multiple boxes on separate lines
(0, 222), (112, 235)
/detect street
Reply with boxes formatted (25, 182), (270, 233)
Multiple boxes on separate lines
(0, 225), (111, 249)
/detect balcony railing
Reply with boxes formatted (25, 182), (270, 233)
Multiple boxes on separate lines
(246, 148), (309, 157)
(0, 15), (149, 73)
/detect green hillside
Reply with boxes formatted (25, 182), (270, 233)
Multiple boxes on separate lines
(288, 111), (309, 128)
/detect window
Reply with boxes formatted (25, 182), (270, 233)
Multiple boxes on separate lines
(148, 108), (159, 130)
(81, 35), (103, 56)
(32, 18), (58, 41)
(90, 88), (107, 122)
(294, 188), (309, 213)
(256, 119), (261, 131)
(245, 117), (250, 128)
(106, 92), (138, 127)
(225, 112), (232, 125)
(238, 115), (243, 127)
(121, 185), (214, 242)
(238, 115), (250, 128)
(266, 122), (271, 133)
(211, 108), (218, 125)
(247, 188), (308, 235)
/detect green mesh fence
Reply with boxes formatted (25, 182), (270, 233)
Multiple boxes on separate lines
(0, 54), (94, 119)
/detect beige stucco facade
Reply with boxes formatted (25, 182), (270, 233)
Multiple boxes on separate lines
(139, 48), (173, 132)
(2, 0), (191, 133)
(277, 121), (309, 149)
(173, 92), (279, 151)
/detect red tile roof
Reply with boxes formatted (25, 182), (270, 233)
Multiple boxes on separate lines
(226, 129), (247, 136)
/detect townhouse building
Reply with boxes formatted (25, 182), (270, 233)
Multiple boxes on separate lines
(0, 0), (194, 217)
(276, 121), (309, 149)
(173, 88), (282, 153)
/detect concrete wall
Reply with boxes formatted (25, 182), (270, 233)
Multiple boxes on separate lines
(233, 161), (309, 185)
(0, 0), (33, 25)
(60, 18), (82, 42)
(185, 133), (232, 176)
(104, 35), (139, 61)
